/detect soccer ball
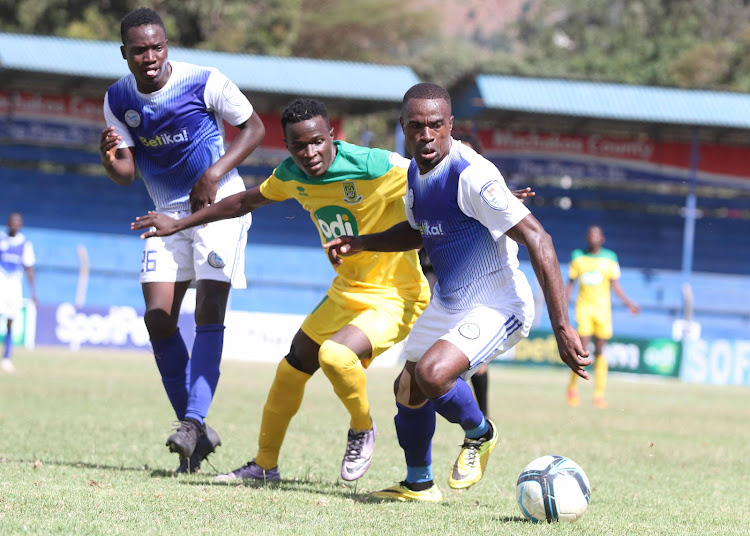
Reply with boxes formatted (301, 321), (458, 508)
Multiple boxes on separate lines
(516, 455), (591, 523)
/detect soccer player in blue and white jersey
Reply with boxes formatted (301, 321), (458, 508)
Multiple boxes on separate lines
(100, 8), (265, 473)
(325, 83), (591, 502)
(0, 212), (37, 373)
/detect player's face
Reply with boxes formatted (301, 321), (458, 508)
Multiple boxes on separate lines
(586, 227), (604, 249)
(7, 214), (22, 235)
(121, 24), (170, 93)
(400, 98), (453, 174)
(283, 116), (336, 178)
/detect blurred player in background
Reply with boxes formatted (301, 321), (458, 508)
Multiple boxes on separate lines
(100, 7), (265, 473)
(131, 98), (431, 483)
(0, 212), (37, 373)
(325, 83), (591, 502)
(566, 225), (640, 408)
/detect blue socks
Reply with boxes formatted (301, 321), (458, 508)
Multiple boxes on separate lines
(395, 401), (435, 484)
(184, 324), (225, 424)
(432, 378), (487, 437)
(151, 329), (190, 419)
(3, 322), (11, 359)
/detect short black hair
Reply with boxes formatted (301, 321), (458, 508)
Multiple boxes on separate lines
(402, 83), (452, 113)
(454, 132), (483, 154)
(281, 99), (330, 132)
(121, 8), (166, 45)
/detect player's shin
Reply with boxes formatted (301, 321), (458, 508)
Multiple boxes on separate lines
(3, 322), (12, 358)
(255, 357), (310, 470)
(395, 401), (436, 483)
(185, 324), (225, 422)
(594, 354), (608, 399)
(432, 378), (486, 435)
(151, 329), (190, 419)
(318, 340), (371, 430)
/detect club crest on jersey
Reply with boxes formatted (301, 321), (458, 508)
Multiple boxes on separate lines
(207, 252), (226, 269)
(458, 323), (480, 340)
(124, 109), (141, 127)
(480, 180), (508, 211)
(418, 221), (445, 237)
(342, 181), (363, 204)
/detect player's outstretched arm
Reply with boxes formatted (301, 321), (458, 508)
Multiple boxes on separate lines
(323, 221), (422, 266)
(100, 126), (135, 186)
(611, 280), (640, 314)
(506, 214), (592, 379)
(131, 186), (275, 238)
(190, 113), (266, 213)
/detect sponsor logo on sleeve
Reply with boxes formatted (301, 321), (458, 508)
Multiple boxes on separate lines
(222, 80), (244, 107)
(480, 180), (508, 211)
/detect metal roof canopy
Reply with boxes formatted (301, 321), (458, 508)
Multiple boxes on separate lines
(451, 74), (750, 283)
(451, 74), (750, 144)
(0, 33), (420, 115)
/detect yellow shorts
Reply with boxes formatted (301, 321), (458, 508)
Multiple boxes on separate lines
(575, 305), (612, 340)
(301, 286), (428, 368)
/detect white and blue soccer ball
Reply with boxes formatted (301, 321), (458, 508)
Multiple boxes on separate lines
(516, 455), (591, 523)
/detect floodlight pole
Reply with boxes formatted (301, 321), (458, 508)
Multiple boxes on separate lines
(680, 130), (699, 282)
(678, 130), (700, 349)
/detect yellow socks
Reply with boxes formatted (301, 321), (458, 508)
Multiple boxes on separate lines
(568, 370), (579, 392)
(255, 358), (310, 470)
(593, 354), (608, 400)
(318, 340), (372, 431)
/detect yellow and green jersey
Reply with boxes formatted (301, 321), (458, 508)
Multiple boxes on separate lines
(568, 247), (621, 312)
(259, 140), (427, 302)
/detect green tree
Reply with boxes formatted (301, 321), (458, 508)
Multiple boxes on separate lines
(511, 0), (750, 90)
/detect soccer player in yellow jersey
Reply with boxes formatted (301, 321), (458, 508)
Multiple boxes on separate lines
(131, 98), (431, 482)
(566, 225), (640, 408)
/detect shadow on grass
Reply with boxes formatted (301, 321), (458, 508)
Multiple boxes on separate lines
(181, 475), (461, 507)
(495, 515), (532, 523)
(6, 457), (160, 474)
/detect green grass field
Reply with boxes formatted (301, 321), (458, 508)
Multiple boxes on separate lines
(1, 347), (748, 535)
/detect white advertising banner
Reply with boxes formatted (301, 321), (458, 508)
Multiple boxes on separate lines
(222, 310), (405, 368)
(680, 338), (750, 386)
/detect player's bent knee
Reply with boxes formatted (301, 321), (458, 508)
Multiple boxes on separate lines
(318, 340), (358, 374)
(143, 309), (178, 340)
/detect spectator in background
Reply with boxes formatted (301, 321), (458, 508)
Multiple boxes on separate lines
(100, 7), (265, 473)
(0, 212), (37, 373)
(566, 225), (640, 408)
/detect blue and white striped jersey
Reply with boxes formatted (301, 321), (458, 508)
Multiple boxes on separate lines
(104, 61), (254, 211)
(406, 139), (531, 312)
(0, 232), (35, 283)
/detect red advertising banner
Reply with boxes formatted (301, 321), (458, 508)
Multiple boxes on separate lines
(0, 91), (342, 154)
(471, 129), (750, 184)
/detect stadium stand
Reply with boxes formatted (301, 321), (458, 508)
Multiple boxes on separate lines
(2, 34), (749, 343)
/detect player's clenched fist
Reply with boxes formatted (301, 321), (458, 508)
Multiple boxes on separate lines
(100, 126), (121, 167)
